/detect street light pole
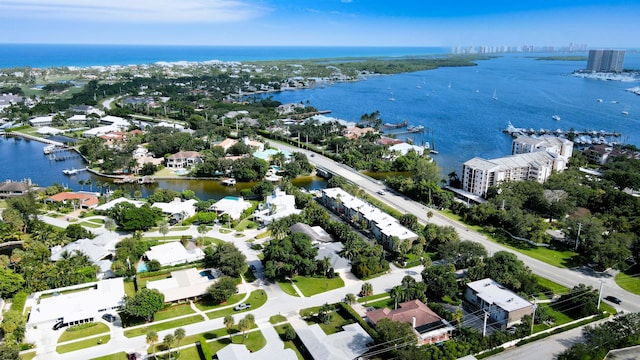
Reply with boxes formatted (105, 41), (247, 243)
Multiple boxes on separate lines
(575, 222), (582, 251)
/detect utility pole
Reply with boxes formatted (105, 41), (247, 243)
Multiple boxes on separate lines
(597, 280), (604, 310)
(482, 310), (489, 337)
(575, 222), (582, 251)
(531, 298), (537, 335)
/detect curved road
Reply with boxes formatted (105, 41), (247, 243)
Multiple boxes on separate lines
(273, 141), (640, 314)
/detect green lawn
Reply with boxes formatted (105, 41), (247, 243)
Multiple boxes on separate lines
(80, 221), (102, 228)
(136, 272), (172, 289)
(357, 293), (389, 304)
(148, 326), (232, 356)
(143, 236), (184, 241)
(274, 324), (304, 360)
(207, 290), (268, 320)
(276, 280), (300, 297)
(123, 280), (136, 297)
(154, 346), (201, 360)
(365, 297), (395, 310)
(209, 330), (266, 355)
(532, 303), (577, 333)
(56, 335), (111, 354)
(154, 304), (195, 321)
(292, 276), (345, 297)
(235, 219), (257, 231)
(123, 315), (204, 338)
(615, 265), (640, 295)
(86, 218), (105, 224)
(270, 314), (288, 324)
(300, 306), (355, 335)
(19, 352), (36, 360)
(170, 226), (191, 231)
(58, 323), (110, 343)
(90, 352), (128, 360)
(196, 293), (245, 312)
(534, 274), (570, 299)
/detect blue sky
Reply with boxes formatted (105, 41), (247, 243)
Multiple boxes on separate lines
(0, 0), (637, 47)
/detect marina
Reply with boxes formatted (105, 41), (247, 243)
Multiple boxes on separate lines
(502, 122), (623, 145)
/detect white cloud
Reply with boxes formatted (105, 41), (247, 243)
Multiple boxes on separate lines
(0, 0), (267, 23)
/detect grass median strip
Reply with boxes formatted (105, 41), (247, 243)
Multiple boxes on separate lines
(276, 280), (299, 297)
(207, 290), (267, 320)
(90, 352), (128, 360)
(124, 315), (204, 338)
(56, 335), (111, 354)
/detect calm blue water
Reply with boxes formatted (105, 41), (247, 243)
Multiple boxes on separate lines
(264, 53), (640, 174)
(0, 44), (448, 68)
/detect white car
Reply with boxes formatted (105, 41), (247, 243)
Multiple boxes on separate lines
(377, 190), (386, 195)
(234, 303), (251, 311)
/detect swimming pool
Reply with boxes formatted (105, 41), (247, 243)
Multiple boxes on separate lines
(137, 261), (148, 273)
(199, 270), (215, 280)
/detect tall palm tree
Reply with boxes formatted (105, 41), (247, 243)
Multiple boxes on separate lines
(174, 328), (185, 357)
(146, 330), (158, 359)
(391, 286), (405, 310)
(344, 293), (356, 305)
(224, 315), (235, 335)
(361, 282), (373, 305)
(78, 179), (85, 190)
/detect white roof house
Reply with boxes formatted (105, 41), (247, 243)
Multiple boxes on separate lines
(50, 232), (120, 279)
(83, 124), (123, 137)
(296, 323), (373, 360)
(29, 115), (53, 127)
(151, 198), (197, 219)
(210, 196), (251, 220)
(95, 197), (145, 211)
(35, 126), (63, 135)
(146, 268), (220, 303)
(27, 278), (125, 327)
(145, 241), (204, 267)
(389, 142), (428, 156)
(255, 189), (302, 224)
(464, 278), (534, 328)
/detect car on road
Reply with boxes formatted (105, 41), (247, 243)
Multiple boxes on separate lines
(102, 313), (117, 322)
(377, 190), (386, 195)
(234, 303), (251, 311)
(604, 295), (622, 304)
(257, 224), (266, 230)
(249, 264), (256, 272)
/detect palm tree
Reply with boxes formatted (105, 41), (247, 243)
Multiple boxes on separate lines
(344, 293), (356, 305)
(105, 218), (116, 233)
(78, 179), (85, 191)
(197, 224), (208, 243)
(174, 328), (185, 357)
(85, 179), (92, 192)
(361, 282), (373, 305)
(163, 334), (175, 359)
(426, 210), (434, 224)
(391, 285), (405, 310)
(238, 318), (251, 343)
(146, 330), (158, 359)
(159, 221), (169, 238)
(224, 315), (235, 335)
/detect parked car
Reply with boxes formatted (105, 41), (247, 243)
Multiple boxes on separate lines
(604, 295), (622, 304)
(257, 224), (266, 230)
(102, 313), (116, 322)
(234, 303), (251, 311)
(52, 320), (65, 331)
(377, 190), (386, 195)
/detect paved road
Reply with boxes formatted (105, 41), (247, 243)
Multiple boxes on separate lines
(272, 142), (640, 314)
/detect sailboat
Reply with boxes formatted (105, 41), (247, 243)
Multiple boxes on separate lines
(492, 89), (498, 100)
(447, 82), (451, 89)
(389, 91), (395, 101)
(552, 114), (561, 121)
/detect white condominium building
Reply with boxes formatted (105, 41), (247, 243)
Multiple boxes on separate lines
(511, 135), (573, 160)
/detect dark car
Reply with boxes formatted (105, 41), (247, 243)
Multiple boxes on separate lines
(102, 313), (117, 322)
(249, 264), (256, 272)
(127, 353), (137, 360)
(52, 320), (65, 331)
(604, 295), (622, 304)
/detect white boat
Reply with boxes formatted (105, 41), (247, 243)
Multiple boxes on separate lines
(597, 99), (603, 103)
(622, 111), (630, 115)
(43, 144), (56, 154)
(552, 115), (561, 121)
(221, 178), (237, 186)
(388, 91), (395, 101)
(492, 89), (498, 100)
(447, 82), (451, 88)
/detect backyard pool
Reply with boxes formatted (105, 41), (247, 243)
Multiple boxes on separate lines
(199, 270), (215, 280)
(137, 261), (148, 273)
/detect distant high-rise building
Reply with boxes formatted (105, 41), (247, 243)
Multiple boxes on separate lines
(587, 50), (625, 72)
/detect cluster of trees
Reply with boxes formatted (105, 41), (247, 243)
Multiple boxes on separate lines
(122, 288), (165, 322)
(111, 234), (152, 277)
(205, 276), (238, 304)
(107, 202), (162, 231)
(262, 232), (319, 279)
(203, 242), (246, 278)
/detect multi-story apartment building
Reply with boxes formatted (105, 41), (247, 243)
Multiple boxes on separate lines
(587, 50), (625, 72)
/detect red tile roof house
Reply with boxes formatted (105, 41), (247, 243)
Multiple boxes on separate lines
(46, 192), (99, 209)
(366, 300), (455, 345)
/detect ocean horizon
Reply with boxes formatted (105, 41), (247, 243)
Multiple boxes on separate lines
(0, 44), (451, 69)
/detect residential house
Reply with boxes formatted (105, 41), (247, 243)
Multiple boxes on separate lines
(389, 142), (428, 156)
(367, 300), (455, 345)
(166, 151), (202, 169)
(27, 278), (125, 329)
(464, 278), (534, 328)
(151, 198), (198, 221)
(343, 126), (377, 140)
(0, 94), (24, 111)
(289, 223), (333, 243)
(214, 138), (238, 152)
(50, 232), (119, 279)
(144, 242), (204, 267)
(210, 196), (251, 221)
(296, 323), (373, 360)
(0, 180), (32, 199)
(46, 192), (99, 209)
(146, 268), (221, 303)
(254, 189), (302, 224)
(29, 115), (53, 127)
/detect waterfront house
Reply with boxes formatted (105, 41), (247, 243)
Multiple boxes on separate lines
(29, 115), (53, 127)
(0, 180), (32, 199)
(254, 188), (302, 224)
(151, 198), (198, 220)
(342, 126), (377, 140)
(366, 300), (455, 345)
(464, 278), (534, 329)
(209, 196), (251, 221)
(166, 151), (203, 169)
(389, 142), (428, 156)
(214, 138), (238, 152)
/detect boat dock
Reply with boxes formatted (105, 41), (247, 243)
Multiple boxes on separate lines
(503, 122), (621, 138)
(382, 120), (408, 129)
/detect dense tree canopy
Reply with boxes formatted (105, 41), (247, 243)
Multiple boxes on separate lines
(203, 242), (246, 278)
(122, 288), (165, 322)
(262, 232), (318, 279)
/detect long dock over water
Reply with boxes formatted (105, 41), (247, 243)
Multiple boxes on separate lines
(503, 122), (622, 145)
